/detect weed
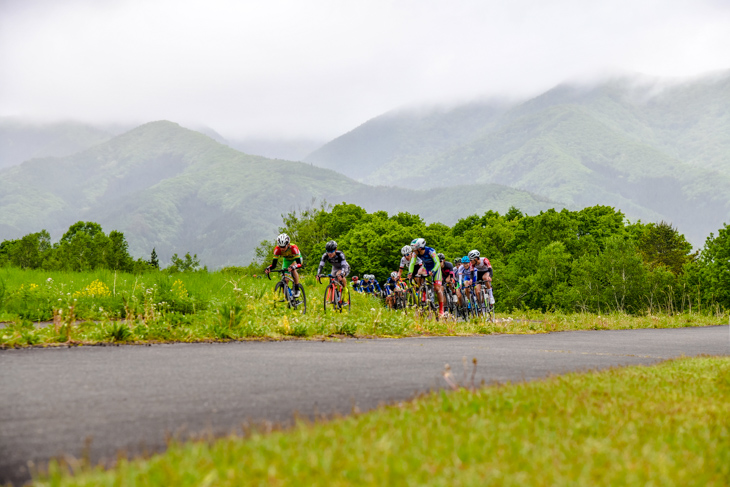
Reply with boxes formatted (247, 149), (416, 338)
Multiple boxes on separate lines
(106, 321), (133, 342)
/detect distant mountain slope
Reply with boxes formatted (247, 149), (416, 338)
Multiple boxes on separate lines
(226, 137), (326, 162)
(305, 99), (512, 179)
(0, 119), (114, 169)
(304, 72), (730, 244)
(0, 121), (560, 267)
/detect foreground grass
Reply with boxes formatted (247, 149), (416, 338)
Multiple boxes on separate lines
(0, 267), (725, 348)
(35, 356), (730, 486)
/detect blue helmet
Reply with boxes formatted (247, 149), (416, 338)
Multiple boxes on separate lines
(461, 256), (469, 263)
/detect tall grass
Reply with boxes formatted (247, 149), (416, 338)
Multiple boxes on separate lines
(0, 267), (725, 348)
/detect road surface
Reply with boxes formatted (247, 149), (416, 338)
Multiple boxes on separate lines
(1, 326), (728, 485)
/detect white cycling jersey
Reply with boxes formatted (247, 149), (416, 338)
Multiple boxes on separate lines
(400, 255), (423, 268)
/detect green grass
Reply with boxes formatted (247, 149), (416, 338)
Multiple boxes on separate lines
(0, 267), (724, 348)
(34, 356), (730, 486)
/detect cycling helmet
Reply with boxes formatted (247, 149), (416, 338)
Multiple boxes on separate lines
(468, 249), (480, 260)
(276, 233), (290, 248)
(411, 238), (426, 249)
(390, 271), (398, 280)
(437, 253), (445, 261)
(325, 240), (337, 252)
(352, 276), (359, 281)
(461, 256), (470, 263)
(401, 245), (412, 256)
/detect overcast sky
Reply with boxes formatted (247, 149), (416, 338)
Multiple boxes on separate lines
(1, 0), (729, 139)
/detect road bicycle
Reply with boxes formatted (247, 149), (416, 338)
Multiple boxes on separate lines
(475, 279), (495, 323)
(267, 269), (307, 314)
(456, 282), (480, 321)
(412, 274), (438, 317)
(384, 279), (409, 310)
(319, 274), (350, 313)
(442, 279), (459, 317)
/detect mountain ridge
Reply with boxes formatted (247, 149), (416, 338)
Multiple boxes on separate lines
(0, 121), (563, 267)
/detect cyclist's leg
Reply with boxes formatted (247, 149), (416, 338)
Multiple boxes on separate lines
(432, 267), (444, 315)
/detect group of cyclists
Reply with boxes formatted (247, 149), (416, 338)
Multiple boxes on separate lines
(264, 233), (494, 318)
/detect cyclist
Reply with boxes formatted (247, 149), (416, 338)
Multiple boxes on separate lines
(468, 249), (495, 306)
(316, 240), (350, 290)
(439, 253), (456, 286)
(456, 256), (475, 307)
(363, 274), (382, 296)
(397, 245), (422, 282)
(264, 233), (303, 297)
(407, 238), (445, 316)
(351, 276), (362, 292)
(383, 271), (405, 308)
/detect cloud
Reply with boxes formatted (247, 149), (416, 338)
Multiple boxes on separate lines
(1, 0), (729, 138)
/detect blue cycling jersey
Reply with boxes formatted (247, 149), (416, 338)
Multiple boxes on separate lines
(363, 281), (381, 293)
(418, 247), (439, 272)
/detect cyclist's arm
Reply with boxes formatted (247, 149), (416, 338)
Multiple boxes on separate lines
(430, 251), (441, 275)
(408, 254), (416, 274)
(316, 252), (327, 275)
(268, 258), (279, 270)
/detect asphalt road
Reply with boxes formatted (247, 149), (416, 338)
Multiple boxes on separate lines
(1, 326), (728, 485)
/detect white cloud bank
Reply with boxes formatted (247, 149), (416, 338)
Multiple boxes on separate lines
(1, 0), (729, 138)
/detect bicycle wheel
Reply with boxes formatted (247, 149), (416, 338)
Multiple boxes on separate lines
(323, 284), (336, 313)
(444, 287), (457, 316)
(274, 281), (289, 308)
(405, 287), (417, 310)
(291, 284), (306, 314)
(341, 287), (351, 312)
(418, 283), (436, 316)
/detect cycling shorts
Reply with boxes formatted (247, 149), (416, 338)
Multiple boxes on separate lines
(332, 265), (350, 277)
(476, 270), (492, 283)
(281, 258), (300, 271)
(427, 265), (443, 286)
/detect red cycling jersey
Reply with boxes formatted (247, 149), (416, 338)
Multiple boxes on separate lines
(273, 244), (301, 260)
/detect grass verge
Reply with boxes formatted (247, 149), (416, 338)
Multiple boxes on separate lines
(34, 356), (730, 486)
(0, 268), (726, 348)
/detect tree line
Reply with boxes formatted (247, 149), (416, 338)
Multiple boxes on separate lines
(3, 206), (728, 315)
(254, 203), (729, 315)
(0, 221), (201, 273)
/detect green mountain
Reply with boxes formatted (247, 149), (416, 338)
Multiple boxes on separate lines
(304, 71), (730, 245)
(305, 99), (511, 180)
(0, 118), (115, 170)
(0, 121), (560, 267)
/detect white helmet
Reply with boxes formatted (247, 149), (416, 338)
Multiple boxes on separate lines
(468, 249), (480, 260)
(276, 233), (290, 248)
(390, 271), (398, 280)
(411, 238), (426, 249)
(401, 245), (412, 256)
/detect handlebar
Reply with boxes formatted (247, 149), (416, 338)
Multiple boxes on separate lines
(266, 268), (291, 280)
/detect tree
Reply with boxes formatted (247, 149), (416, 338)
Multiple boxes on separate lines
(5, 230), (52, 269)
(638, 221), (694, 274)
(149, 248), (160, 269)
(169, 252), (200, 273)
(56, 221), (110, 271)
(697, 223), (730, 308)
(105, 231), (134, 272)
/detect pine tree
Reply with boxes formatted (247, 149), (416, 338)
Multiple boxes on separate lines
(149, 248), (160, 269)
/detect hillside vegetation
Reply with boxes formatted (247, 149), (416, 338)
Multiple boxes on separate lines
(305, 72), (730, 245)
(0, 122), (560, 267)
